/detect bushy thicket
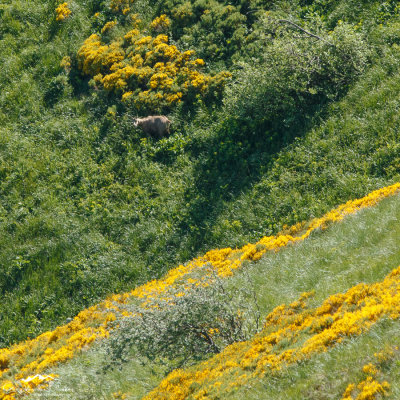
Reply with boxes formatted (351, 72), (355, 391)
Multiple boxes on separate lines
(104, 274), (259, 370)
(0, 0), (399, 347)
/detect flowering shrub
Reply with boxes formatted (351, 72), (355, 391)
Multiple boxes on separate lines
(55, 3), (71, 22)
(60, 56), (71, 72)
(76, 14), (231, 113)
(150, 15), (171, 32)
(109, 0), (134, 14)
(342, 377), (390, 400)
(101, 20), (117, 34)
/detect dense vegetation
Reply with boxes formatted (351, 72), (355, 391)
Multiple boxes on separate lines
(28, 188), (400, 399)
(0, 0), (399, 352)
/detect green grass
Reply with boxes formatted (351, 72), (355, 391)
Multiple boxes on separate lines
(31, 192), (400, 399)
(0, 0), (400, 348)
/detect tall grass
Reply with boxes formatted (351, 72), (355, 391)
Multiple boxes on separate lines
(31, 193), (400, 399)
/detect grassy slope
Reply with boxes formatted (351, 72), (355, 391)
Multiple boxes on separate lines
(231, 193), (400, 317)
(202, 52), (400, 247)
(234, 318), (400, 400)
(0, 0), (399, 353)
(0, 0), (397, 397)
(228, 193), (400, 399)
(31, 191), (400, 399)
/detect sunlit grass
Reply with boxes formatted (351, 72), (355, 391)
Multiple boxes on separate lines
(32, 193), (400, 399)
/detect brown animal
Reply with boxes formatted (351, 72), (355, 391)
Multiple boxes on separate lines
(133, 115), (172, 139)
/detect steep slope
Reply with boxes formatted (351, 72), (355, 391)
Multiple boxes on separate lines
(2, 0), (400, 349)
(1, 183), (399, 399)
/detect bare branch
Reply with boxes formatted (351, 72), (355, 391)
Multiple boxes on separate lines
(278, 19), (334, 46)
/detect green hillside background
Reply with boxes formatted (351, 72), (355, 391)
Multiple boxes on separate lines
(1, 0), (399, 347)
(0, 0), (400, 397)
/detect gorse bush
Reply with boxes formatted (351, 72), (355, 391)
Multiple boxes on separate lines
(76, 17), (231, 114)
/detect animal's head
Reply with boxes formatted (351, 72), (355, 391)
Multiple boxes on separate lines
(133, 118), (139, 127)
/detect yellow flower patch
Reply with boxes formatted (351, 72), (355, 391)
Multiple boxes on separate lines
(150, 15), (171, 32)
(0, 183), (398, 399)
(110, 0), (134, 13)
(101, 20), (118, 34)
(55, 2), (71, 21)
(0, 374), (57, 400)
(76, 14), (231, 111)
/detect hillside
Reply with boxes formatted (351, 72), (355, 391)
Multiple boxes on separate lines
(1, 183), (399, 399)
(1, 0), (400, 348)
(0, 0), (400, 398)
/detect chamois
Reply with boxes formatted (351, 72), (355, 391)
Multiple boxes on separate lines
(133, 115), (171, 139)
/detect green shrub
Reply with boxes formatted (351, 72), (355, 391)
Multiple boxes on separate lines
(105, 275), (259, 369)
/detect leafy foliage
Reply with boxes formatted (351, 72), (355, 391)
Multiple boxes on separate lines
(105, 276), (259, 370)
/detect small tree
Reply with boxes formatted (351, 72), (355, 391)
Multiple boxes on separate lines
(104, 274), (259, 369)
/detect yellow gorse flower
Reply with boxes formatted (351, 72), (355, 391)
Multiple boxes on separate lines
(0, 374), (57, 399)
(110, 0), (133, 13)
(101, 20), (117, 34)
(55, 2), (71, 21)
(76, 13), (231, 110)
(112, 390), (128, 399)
(342, 374), (390, 400)
(340, 346), (398, 399)
(362, 363), (378, 375)
(150, 15), (171, 32)
(0, 183), (399, 399)
(60, 55), (71, 72)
